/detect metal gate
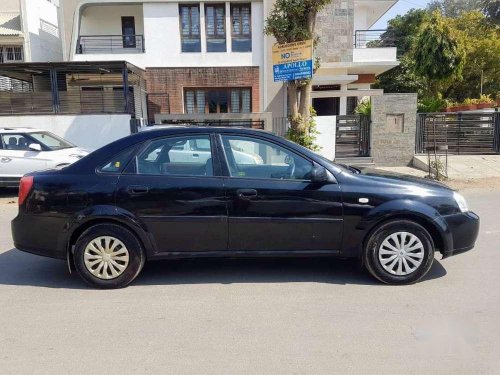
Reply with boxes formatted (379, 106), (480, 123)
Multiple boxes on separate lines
(416, 112), (500, 155)
(335, 115), (371, 157)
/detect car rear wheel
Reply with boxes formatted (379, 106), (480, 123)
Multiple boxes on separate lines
(363, 219), (435, 285)
(73, 224), (145, 289)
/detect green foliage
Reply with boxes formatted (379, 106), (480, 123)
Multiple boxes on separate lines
(264, 0), (331, 44)
(413, 11), (465, 86)
(417, 96), (446, 112)
(286, 107), (320, 151)
(354, 98), (371, 116)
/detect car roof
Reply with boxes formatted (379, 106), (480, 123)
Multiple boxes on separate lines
(0, 127), (45, 133)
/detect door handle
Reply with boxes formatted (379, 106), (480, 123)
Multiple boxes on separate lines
(1, 157), (12, 162)
(192, 153), (199, 158)
(127, 185), (149, 196)
(236, 188), (258, 200)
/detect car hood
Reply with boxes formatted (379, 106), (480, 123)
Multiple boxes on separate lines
(356, 167), (452, 191)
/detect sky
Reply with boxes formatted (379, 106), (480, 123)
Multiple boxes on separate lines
(372, 0), (432, 29)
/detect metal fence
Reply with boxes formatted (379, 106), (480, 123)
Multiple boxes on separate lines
(416, 112), (500, 155)
(0, 90), (134, 115)
(354, 29), (395, 48)
(335, 115), (371, 157)
(76, 35), (145, 54)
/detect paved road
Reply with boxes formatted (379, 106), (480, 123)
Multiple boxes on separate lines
(0, 190), (499, 374)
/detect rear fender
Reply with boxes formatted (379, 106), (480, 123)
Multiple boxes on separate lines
(65, 205), (156, 259)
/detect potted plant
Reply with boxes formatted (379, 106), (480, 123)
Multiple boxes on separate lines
(462, 98), (478, 111)
(476, 94), (494, 109)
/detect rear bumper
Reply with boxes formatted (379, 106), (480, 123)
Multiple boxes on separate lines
(11, 213), (67, 260)
(441, 211), (479, 259)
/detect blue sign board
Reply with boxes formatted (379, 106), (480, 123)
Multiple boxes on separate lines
(273, 60), (313, 82)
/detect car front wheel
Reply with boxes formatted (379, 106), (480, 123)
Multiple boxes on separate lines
(363, 219), (435, 285)
(73, 224), (145, 289)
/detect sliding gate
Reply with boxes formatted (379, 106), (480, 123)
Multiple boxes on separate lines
(335, 115), (371, 157)
(416, 112), (500, 154)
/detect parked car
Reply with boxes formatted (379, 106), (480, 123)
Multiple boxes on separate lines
(0, 128), (89, 188)
(11, 127), (479, 288)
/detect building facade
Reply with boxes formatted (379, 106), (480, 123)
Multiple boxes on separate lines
(61, 0), (398, 127)
(0, 0), (63, 63)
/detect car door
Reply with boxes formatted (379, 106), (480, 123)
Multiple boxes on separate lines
(114, 133), (228, 254)
(0, 133), (48, 177)
(218, 133), (343, 252)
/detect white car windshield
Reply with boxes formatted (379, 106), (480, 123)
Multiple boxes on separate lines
(27, 132), (75, 150)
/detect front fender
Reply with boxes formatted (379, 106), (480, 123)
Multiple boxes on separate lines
(351, 199), (453, 256)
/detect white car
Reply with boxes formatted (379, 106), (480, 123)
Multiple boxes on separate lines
(0, 128), (89, 187)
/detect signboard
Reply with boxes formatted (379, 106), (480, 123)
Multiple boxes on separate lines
(272, 39), (313, 82)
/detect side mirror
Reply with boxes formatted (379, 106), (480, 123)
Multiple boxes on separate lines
(310, 165), (330, 183)
(28, 143), (42, 152)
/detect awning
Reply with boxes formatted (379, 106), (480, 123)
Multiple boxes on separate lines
(0, 13), (23, 36)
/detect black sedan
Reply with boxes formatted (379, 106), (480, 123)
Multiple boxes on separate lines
(11, 127), (479, 288)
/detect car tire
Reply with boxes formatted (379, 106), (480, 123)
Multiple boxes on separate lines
(363, 219), (435, 285)
(73, 224), (145, 289)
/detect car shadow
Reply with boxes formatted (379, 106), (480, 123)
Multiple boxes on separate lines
(0, 248), (448, 289)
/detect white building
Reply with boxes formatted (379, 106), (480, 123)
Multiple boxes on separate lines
(0, 0), (63, 63)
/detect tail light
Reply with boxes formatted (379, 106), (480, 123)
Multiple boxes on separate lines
(18, 176), (34, 205)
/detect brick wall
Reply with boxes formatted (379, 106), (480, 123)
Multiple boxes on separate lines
(146, 67), (260, 115)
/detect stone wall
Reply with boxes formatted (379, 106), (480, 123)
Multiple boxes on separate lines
(371, 93), (418, 166)
(316, 0), (354, 63)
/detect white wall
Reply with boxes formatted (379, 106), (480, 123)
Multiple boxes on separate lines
(22, 0), (63, 62)
(315, 116), (337, 161)
(71, 2), (264, 70)
(0, 114), (132, 150)
(353, 47), (397, 62)
(80, 5), (144, 35)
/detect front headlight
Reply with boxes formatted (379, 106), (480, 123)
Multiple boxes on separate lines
(453, 192), (469, 212)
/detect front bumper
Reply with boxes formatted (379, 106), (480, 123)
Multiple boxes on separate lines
(441, 211), (480, 259)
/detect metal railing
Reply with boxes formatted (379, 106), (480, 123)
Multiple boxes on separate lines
(416, 112), (500, 155)
(0, 90), (135, 116)
(76, 35), (145, 54)
(0, 46), (24, 63)
(354, 29), (395, 48)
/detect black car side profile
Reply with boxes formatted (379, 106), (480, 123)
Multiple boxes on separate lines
(12, 127), (479, 288)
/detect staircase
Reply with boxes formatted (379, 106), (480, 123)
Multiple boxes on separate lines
(334, 156), (375, 168)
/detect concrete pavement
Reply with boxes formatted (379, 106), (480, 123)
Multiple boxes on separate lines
(0, 189), (499, 374)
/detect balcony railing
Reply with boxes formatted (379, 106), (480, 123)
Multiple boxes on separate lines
(76, 35), (145, 54)
(0, 46), (24, 63)
(354, 29), (395, 48)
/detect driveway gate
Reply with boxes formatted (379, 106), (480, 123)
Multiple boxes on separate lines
(335, 115), (371, 157)
(416, 112), (500, 154)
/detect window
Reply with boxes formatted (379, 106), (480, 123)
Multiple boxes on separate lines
(99, 147), (136, 173)
(1, 134), (32, 151)
(221, 135), (314, 180)
(26, 132), (74, 150)
(121, 16), (136, 48)
(180, 5), (201, 52)
(231, 4), (251, 52)
(312, 97), (339, 116)
(205, 4), (226, 52)
(184, 88), (251, 114)
(0, 46), (23, 63)
(135, 135), (213, 176)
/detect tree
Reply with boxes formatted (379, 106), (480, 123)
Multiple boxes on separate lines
(264, 0), (331, 148)
(413, 11), (465, 96)
(427, 0), (484, 17)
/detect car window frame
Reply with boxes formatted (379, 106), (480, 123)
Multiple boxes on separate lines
(0, 133), (50, 152)
(121, 133), (223, 178)
(216, 133), (317, 183)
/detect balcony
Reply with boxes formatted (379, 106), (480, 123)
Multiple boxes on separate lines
(76, 35), (145, 54)
(0, 46), (23, 63)
(354, 29), (395, 49)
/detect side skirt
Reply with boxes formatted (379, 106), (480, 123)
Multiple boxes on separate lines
(149, 249), (342, 260)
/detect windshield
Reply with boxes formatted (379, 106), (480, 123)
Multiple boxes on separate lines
(28, 132), (75, 150)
